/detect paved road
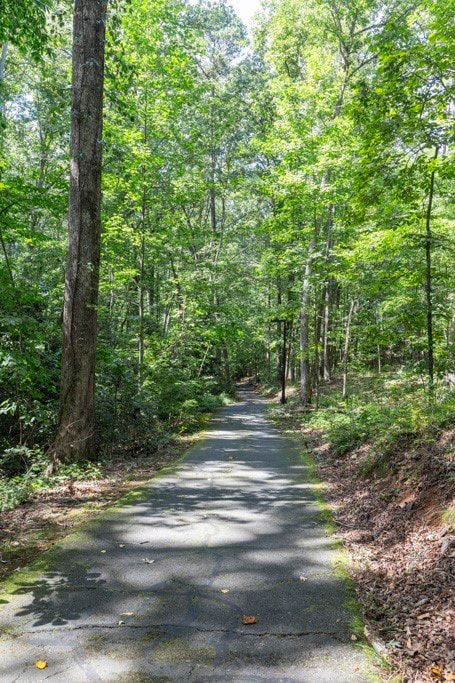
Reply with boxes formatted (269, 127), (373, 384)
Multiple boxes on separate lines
(0, 390), (372, 682)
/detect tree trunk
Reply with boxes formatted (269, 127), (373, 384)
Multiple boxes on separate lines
(449, 294), (455, 365)
(48, 0), (107, 470)
(342, 299), (357, 400)
(138, 232), (145, 386)
(0, 42), (8, 119)
(276, 278), (282, 381)
(313, 294), (323, 408)
(425, 147), (438, 396)
(0, 42), (7, 81)
(447, 294), (455, 387)
(322, 283), (330, 380)
(299, 239), (315, 405)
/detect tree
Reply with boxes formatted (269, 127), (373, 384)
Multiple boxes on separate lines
(48, 0), (108, 469)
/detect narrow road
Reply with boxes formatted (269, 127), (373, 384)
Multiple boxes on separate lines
(0, 390), (372, 682)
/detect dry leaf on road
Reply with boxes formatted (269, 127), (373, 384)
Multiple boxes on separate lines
(35, 660), (47, 670)
(242, 615), (257, 625)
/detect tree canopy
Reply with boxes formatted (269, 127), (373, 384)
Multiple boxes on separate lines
(0, 0), (453, 469)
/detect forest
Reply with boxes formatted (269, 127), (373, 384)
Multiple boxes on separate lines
(0, 0), (454, 681)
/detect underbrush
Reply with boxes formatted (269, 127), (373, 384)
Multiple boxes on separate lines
(0, 449), (102, 512)
(0, 379), (232, 513)
(270, 370), (455, 478)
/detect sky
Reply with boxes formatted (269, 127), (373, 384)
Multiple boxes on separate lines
(228, 0), (262, 29)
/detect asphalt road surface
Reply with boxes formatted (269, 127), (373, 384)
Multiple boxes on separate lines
(0, 389), (373, 682)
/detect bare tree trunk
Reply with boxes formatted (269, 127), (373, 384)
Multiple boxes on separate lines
(342, 299), (357, 400)
(313, 294), (323, 408)
(138, 232), (145, 386)
(449, 295), (455, 363)
(222, 345), (231, 390)
(299, 240), (315, 405)
(322, 283), (330, 380)
(0, 42), (8, 122)
(48, 0), (107, 470)
(425, 147), (438, 396)
(447, 295), (455, 387)
(0, 42), (7, 82)
(276, 278), (282, 381)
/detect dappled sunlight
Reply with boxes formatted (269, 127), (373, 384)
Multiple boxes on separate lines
(205, 428), (283, 439)
(0, 390), (367, 681)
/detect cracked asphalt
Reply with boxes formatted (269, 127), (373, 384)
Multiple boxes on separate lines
(0, 389), (374, 682)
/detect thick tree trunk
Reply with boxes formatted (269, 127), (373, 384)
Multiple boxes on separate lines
(48, 0), (107, 470)
(299, 240), (315, 405)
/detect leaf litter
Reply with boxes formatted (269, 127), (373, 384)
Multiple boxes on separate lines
(305, 426), (455, 682)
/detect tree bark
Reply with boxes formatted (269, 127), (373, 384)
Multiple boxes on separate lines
(48, 0), (107, 470)
(299, 239), (315, 405)
(0, 42), (8, 118)
(342, 299), (357, 400)
(425, 147), (438, 396)
(0, 42), (7, 81)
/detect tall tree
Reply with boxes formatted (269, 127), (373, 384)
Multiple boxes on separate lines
(48, 0), (108, 469)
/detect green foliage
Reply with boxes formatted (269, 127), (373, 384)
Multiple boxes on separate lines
(0, 1), (50, 57)
(0, 0), (454, 503)
(303, 373), (455, 472)
(0, 452), (101, 512)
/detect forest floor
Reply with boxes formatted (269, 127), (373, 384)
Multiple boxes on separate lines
(0, 425), (208, 583)
(267, 376), (455, 683)
(1, 378), (453, 681)
(0, 389), (371, 682)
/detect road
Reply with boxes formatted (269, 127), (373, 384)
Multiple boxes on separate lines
(0, 389), (373, 682)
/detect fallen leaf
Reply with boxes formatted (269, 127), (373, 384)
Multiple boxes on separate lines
(431, 666), (443, 680)
(35, 660), (47, 670)
(242, 615), (257, 625)
(221, 589), (230, 594)
(351, 634), (358, 641)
